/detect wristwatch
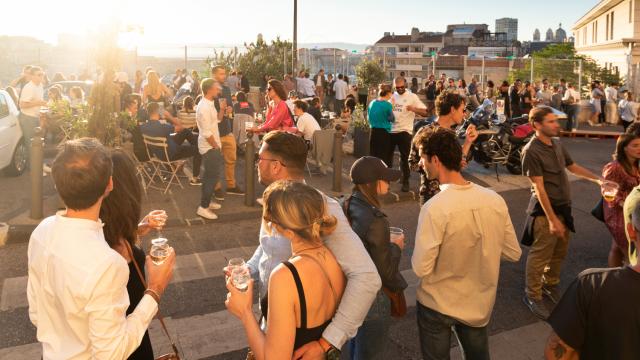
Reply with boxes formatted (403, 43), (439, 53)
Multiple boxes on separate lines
(318, 338), (341, 360)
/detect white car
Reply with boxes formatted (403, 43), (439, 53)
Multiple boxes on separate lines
(0, 89), (27, 176)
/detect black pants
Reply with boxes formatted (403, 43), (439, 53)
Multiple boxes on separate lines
(623, 120), (632, 132)
(388, 132), (412, 182)
(335, 98), (344, 114)
(170, 129), (201, 177)
(370, 128), (392, 166)
(563, 105), (577, 131)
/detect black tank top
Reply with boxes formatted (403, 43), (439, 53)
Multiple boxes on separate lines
(261, 261), (332, 350)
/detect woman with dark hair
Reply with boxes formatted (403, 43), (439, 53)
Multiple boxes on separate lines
(499, 80), (511, 118)
(344, 156), (407, 360)
(410, 77), (419, 94)
(100, 149), (169, 360)
(435, 80), (444, 98)
(368, 86), (395, 165)
(251, 79), (294, 133)
(602, 124), (640, 267)
(457, 79), (468, 98)
(51, 72), (66, 83)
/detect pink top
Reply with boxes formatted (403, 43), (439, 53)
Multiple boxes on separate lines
(260, 100), (295, 132)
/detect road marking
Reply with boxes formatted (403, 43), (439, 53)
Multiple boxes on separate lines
(0, 246), (257, 311)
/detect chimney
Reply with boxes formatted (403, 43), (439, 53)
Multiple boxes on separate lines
(392, 32), (395, 39)
(384, 32), (391, 37)
(411, 28), (420, 42)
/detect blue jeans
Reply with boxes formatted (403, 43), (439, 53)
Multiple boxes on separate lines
(348, 291), (391, 360)
(416, 302), (490, 360)
(200, 148), (223, 208)
(19, 113), (39, 160)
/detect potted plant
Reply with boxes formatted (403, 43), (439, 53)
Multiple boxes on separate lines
(351, 105), (370, 158)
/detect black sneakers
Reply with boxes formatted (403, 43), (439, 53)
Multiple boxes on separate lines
(523, 295), (550, 320)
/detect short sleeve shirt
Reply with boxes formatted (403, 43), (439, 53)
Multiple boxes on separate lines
(391, 92), (426, 134)
(19, 82), (44, 117)
(521, 137), (574, 207)
(547, 267), (640, 360)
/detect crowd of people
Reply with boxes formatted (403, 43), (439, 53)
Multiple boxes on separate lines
(15, 62), (640, 360)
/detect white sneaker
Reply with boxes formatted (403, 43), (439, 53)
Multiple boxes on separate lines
(208, 202), (222, 210)
(196, 206), (218, 220)
(43, 164), (52, 173)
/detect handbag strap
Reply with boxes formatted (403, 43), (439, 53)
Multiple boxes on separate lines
(125, 241), (180, 357)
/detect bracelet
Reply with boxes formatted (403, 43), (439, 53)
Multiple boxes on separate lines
(144, 288), (161, 304)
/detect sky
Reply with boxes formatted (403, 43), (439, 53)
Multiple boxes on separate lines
(1, 0), (600, 47)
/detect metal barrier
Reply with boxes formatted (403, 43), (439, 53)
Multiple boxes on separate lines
(30, 127), (44, 219)
(332, 126), (343, 192)
(244, 132), (256, 207)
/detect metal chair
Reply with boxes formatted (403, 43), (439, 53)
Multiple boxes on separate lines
(142, 134), (186, 194)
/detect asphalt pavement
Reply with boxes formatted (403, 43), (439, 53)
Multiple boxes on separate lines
(0, 136), (617, 359)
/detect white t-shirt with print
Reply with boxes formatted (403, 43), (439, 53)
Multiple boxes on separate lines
(296, 112), (321, 141)
(391, 91), (426, 134)
(19, 81), (44, 117)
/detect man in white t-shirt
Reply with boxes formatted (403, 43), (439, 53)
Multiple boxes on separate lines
(390, 77), (427, 192)
(19, 66), (47, 158)
(293, 100), (321, 143)
(195, 78), (225, 220)
(333, 74), (349, 114)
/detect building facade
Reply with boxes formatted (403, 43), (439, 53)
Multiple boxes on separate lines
(373, 28), (444, 81)
(573, 0), (640, 81)
(496, 18), (518, 41)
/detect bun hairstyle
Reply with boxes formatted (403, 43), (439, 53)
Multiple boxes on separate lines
(262, 180), (337, 243)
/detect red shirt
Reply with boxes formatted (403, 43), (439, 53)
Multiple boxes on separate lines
(260, 100), (294, 132)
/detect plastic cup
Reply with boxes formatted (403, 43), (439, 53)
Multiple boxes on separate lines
(389, 227), (404, 242)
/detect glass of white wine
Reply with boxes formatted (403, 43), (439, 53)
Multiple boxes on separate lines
(150, 238), (170, 265)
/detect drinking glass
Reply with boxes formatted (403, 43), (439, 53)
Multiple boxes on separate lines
(602, 181), (619, 202)
(231, 265), (250, 292)
(245, 121), (254, 130)
(389, 227), (404, 242)
(150, 237), (170, 265)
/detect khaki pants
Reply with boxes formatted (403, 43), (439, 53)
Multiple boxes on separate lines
(215, 134), (237, 189)
(525, 216), (570, 299)
(316, 86), (325, 104)
(605, 102), (618, 124)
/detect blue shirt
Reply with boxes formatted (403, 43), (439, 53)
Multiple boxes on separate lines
(139, 120), (176, 160)
(368, 100), (394, 132)
(246, 192), (382, 348)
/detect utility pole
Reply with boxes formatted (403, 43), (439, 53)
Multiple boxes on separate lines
(292, 0), (297, 75)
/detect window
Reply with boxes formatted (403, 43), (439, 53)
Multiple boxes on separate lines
(606, 13), (610, 40)
(631, 0), (634, 23)
(0, 95), (9, 119)
(399, 47), (409, 52)
(611, 11), (615, 39)
(583, 27), (587, 45)
(592, 21), (598, 43)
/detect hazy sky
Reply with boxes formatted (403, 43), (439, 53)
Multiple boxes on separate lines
(2, 0), (600, 46)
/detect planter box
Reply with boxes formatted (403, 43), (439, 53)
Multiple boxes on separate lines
(353, 128), (370, 158)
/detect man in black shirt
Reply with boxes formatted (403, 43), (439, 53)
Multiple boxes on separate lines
(510, 79), (523, 117)
(545, 202), (640, 360)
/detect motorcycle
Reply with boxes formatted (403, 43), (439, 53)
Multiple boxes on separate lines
(457, 99), (534, 176)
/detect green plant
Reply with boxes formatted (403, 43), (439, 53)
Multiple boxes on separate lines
(351, 104), (369, 130)
(355, 59), (385, 90)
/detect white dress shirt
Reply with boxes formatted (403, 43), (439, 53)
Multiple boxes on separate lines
(196, 97), (221, 154)
(27, 214), (158, 359)
(412, 183), (521, 327)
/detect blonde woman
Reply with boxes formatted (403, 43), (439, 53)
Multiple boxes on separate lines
(225, 180), (346, 360)
(142, 71), (171, 105)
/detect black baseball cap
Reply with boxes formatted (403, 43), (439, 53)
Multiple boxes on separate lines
(350, 156), (401, 184)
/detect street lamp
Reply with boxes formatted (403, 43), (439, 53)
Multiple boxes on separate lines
(292, 0), (297, 74)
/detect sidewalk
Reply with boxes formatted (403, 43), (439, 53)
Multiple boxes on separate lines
(0, 150), (419, 246)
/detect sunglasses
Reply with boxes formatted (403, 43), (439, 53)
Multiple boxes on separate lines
(256, 156), (287, 167)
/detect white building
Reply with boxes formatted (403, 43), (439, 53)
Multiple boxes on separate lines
(496, 18), (518, 41)
(373, 28), (444, 81)
(573, 0), (640, 81)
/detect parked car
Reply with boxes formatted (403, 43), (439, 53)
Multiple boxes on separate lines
(0, 89), (27, 176)
(44, 80), (93, 100)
